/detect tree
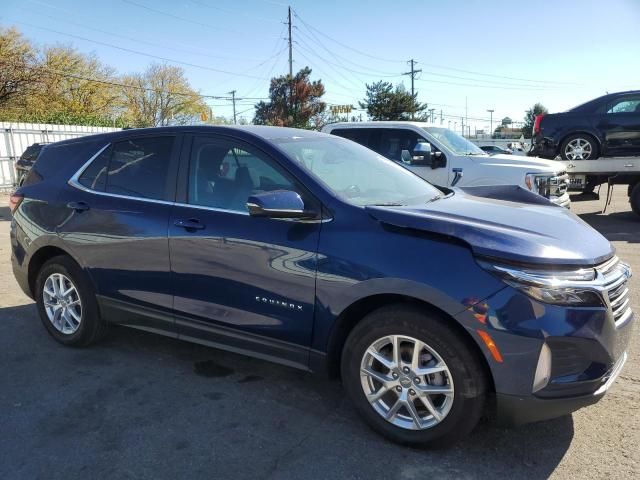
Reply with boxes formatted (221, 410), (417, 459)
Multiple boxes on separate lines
(121, 63), (207, 127)
(359, 81), (426, 121)
(253, 67), (326, 128)
(0, 27), (40, 114)
(29, 46), (120, 119)
(521, 103), (548, 138)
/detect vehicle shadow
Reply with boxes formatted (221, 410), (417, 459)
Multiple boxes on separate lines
(578, 210), (640, 243)
(1, 303), (573, 480)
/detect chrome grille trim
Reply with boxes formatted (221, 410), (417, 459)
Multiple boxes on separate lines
(596, 257), (633, 327)
(535, 171), (569, 198)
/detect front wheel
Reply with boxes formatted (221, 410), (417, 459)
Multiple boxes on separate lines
(560, 134), (599, 160)
(340, 305), (488, 447)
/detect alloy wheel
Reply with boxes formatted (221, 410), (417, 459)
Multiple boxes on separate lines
(360, 335), (454, 430)
(43, 273), (82, 335)
(564, 138), (593, 160)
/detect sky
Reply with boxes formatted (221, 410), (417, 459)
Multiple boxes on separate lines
(2, 0), (640, 132)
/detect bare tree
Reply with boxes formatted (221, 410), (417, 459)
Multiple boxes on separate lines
(121, 64), (207, 127)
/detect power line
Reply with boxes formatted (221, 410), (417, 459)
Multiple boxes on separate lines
(14, 21), (274, 80)
(0, 61), (267, 101)
(292, 9), (581, 87)
(121, 0), (271, 37)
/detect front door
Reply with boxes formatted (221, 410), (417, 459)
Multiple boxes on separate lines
(599, 94), (640, 156)
(168, 134), (321, 367)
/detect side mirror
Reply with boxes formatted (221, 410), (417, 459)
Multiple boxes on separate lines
(247, 190), (309, 219)
(401, 142), (433, 166)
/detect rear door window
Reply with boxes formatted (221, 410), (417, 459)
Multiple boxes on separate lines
(77, 136), (176, 201)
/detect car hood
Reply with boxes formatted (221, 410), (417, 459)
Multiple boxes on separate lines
(366, 185), (613, 266)
(474, 154), (565, 173)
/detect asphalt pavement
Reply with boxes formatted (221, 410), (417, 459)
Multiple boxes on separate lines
(0, 188), (638, 480)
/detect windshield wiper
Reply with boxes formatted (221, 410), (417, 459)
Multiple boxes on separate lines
(368, 202), (404, 206)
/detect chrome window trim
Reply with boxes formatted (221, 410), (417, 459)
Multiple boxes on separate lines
(67, 144), (328, 221)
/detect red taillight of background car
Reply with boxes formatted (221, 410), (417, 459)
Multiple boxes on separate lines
(9, 192), (24, 214)
(533, 114), (545, 135)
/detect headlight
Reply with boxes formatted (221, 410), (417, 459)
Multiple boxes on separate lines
(478, 260), (604, 306)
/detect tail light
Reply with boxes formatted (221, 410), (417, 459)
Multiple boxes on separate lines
(9, 192), (24, 214)
(533, 114), (545, 135)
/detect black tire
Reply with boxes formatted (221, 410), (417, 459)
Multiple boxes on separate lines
(340, 304), (488, 447)
(560, 134), (599, 160)
(34, 255), (107, 346)
(630, 183), (640, 217)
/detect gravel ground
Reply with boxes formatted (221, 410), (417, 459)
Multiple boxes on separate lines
(0, 189), (638, 480)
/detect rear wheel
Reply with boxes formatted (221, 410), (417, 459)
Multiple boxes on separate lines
(560, 134), (599, 160)
(340, 305), (488, 447)
(35, 255), (107, 346)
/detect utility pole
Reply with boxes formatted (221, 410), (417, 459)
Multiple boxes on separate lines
(228, 90), (237, 124)
(440, 109), (443, 125)
(287, 7), (293, 78)
(402, 59), (422, 120)
(428, 108), (436, 123)
(487, 109), (494, 137)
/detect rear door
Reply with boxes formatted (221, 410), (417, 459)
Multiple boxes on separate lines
(168, 133), (321, 367)
(59, 134), (181, 332)
(599, 94), (640, 156)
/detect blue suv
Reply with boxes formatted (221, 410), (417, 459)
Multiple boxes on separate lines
(10, 126), (633, 446)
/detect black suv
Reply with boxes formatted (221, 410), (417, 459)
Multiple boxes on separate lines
(15, 142), (50, 186)
(530, 90), (640, 160)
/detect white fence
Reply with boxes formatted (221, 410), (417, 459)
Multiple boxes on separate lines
(0, 122), (121, 189)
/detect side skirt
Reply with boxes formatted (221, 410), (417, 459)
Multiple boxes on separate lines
(97, 295), (315, 372)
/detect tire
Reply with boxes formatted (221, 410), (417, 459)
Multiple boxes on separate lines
(340, 304), (488, 447)
(630, 183), (640, 216)
(34, 255), (107, 346)
(560, 134), (599, 160)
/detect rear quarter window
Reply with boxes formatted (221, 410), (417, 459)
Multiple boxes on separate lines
(23, 139), (105, 186)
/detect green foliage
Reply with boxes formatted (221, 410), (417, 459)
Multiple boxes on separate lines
(0, 26), (207, 128)
(521, 103), (548, 138)
(253, 67), (326, 129)
(359, 81), (426, 121)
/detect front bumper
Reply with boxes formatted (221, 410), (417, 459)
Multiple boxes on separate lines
(458, 275), (634, 426)
(495, 351), (627, 425)
(549, 191), (571, 208)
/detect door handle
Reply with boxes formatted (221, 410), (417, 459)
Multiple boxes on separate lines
(67, 201), (90, 212)
(174, 218), (206, 231)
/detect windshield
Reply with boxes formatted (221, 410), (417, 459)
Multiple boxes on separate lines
(275, 136), (442, 207)
(422, 127), (486, 156)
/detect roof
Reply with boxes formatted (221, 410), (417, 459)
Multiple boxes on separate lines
(46, 125), (331, 148)
(324, 121), (442, 130)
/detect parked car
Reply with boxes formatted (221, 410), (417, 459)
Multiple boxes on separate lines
(10, 126), (632, 446)
(530, 90), (640, 160)
(14, 142), (49, 186)
(480, 145), (512, 155)
(323, 122), (570, 208)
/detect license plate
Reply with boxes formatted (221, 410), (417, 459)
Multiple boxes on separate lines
(569, 175), (586, 190)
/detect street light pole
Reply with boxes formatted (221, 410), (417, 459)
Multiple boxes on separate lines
(487, 109), (494, 137)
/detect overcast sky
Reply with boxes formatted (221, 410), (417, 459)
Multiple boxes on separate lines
(3, 0), (640, 131)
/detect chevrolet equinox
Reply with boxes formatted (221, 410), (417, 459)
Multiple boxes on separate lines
(10, 126), (633, 446)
